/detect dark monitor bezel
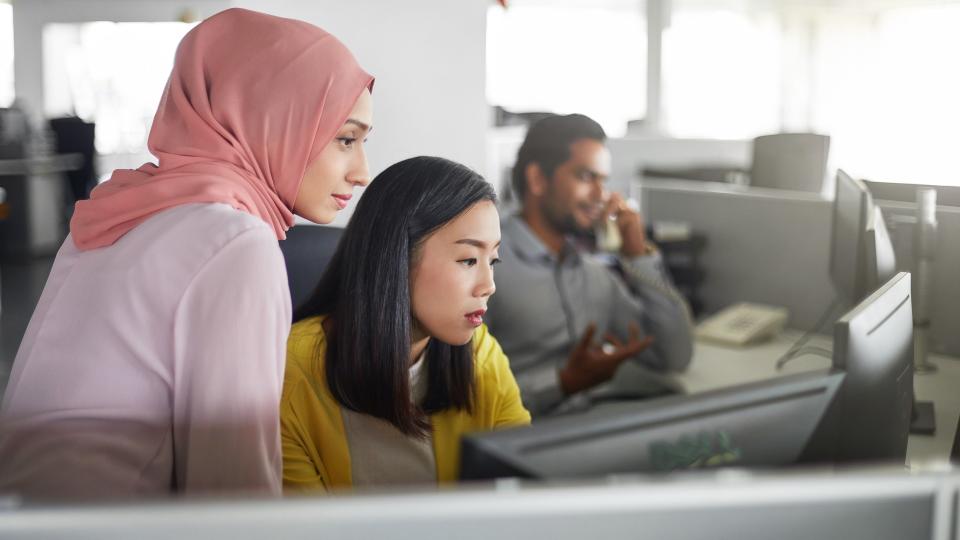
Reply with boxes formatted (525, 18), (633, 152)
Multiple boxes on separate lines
(830, 169), (872, 306)
(460, 370), (845, 481)
(831, 271), (913, 463)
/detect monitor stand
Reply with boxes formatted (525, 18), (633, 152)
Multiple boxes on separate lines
(910, 400), (936, 435)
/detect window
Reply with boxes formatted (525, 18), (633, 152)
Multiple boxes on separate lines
(662, 1), (782, 139)
(486, 0), (646, 137)
(0, 3), (13, 107)
(43, 21), (196, 154)
(808, 4), (960, 185)
(659, 0), (960, 185)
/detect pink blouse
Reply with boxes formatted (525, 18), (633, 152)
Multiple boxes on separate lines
(0, 203), (291, 500)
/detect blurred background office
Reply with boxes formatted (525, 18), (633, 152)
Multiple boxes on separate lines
(1, 0), (959, 388)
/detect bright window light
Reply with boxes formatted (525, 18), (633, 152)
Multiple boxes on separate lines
(486, 1), (646, 137)
(662, 4), (782, 139)
(811, 4), (960, 185)
(43, 21), (195, 154)
(0, 3), (13, 107)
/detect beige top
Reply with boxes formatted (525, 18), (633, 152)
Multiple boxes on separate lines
(340, 354), (436, 487)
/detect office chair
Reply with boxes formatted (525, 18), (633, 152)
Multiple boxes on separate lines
(49, 116), (97, 203)
(749, 133), (830, 193)
(952, 413), (960, 463)
(278, 224), (344, 311)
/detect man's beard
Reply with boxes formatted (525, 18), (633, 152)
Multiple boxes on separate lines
(540, 195), (590, 237)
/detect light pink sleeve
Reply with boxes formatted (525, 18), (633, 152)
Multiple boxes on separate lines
(171, 226), (292, 495)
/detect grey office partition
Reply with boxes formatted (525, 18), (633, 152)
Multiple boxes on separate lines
(0, 468), (957, 539)
(640, 180), (835, 333)
(641, 179), (960, 358)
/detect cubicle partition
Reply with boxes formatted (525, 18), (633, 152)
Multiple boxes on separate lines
(878, 201), (960, 358)
(0, 468), (957, 539)
(640, 179), (960, 358)
(640, 180), (835, 333)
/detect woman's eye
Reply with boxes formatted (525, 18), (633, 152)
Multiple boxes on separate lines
(338, 137), (357, 148)
(491, 257), (502, 266)
(458, 258), (478, 267)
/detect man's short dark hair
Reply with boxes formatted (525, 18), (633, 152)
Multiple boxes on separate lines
(511, 114), (606, 203)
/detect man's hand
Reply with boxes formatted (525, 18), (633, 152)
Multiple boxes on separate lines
(558, 322), (655, 395)
(603, 193), (649, 257)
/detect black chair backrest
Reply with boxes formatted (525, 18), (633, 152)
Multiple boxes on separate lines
(279, 225), (344, 311)
(49, 116), (97, 202)
(952, 413), (960, 463)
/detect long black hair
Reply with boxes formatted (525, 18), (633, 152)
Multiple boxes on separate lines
(294, 156), (498, 438)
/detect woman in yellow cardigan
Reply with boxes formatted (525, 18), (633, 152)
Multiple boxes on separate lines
(281, 156), (531, 492)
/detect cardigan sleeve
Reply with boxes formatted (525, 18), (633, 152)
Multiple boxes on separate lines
(280, 375), (329, 493)
(280, 318), (358, 493)
(474, 325), (532, 428)
(171, 225), (291, 495)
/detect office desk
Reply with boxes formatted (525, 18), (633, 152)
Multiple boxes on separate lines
(611, 329), (960, 465)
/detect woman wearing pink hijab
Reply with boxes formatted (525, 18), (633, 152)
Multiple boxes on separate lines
(0, 8), (373, 500)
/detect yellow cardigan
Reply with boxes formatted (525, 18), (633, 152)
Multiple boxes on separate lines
(280, 316), (531, 492)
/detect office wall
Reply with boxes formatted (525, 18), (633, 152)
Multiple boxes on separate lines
(235, 0), (490, 225)
(642, 180), (960, 358)
(234, 0), (489, 170)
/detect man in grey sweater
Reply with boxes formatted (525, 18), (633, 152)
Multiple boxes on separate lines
(486, 114), (693, 417)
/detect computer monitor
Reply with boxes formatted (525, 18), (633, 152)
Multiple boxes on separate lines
(460, 370), (844, 480)
(460, 274), (915, 480)
(830, 271), (914, 463)
(830, 170), (897, 308)
(864, 205), (897, 296)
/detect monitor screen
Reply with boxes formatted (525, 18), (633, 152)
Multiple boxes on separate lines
(863, 206), (897, 295)
(951, 413), (960, 463)
(831, 271), (913, 463)
(830, 170), (870, 305)
(829, 169), (897, 308)
(460, 370), (844, 480)
(460, 275), (915, 481)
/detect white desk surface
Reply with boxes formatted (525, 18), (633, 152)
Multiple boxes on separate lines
(610, 329), (960, 465)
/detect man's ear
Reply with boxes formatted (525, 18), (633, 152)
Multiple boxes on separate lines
(525, 162), (548, 198)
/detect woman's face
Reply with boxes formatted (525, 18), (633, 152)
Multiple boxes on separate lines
(410, 200), (501, 346)
(293, 88), (373, 224)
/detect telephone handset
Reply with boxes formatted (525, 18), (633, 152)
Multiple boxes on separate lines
(696, 303), (789, 346)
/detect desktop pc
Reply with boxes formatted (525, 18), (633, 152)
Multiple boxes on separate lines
(830, 169), (897, 309)
(461, 370), (843, 479)
(829, 170), (934, 434)
(774, 169), (895, 362)
(831, 271), (913, 462)
(460, 277), (914, 479)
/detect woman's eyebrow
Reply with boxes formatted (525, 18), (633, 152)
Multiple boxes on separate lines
(345, 119), (372, 133)
(455, 239), (502, 249)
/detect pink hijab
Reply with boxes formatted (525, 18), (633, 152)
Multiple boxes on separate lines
(70, 8), (374, 251)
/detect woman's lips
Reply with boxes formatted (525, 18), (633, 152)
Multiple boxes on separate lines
(331, 193), (351, 210)
(465, 309), (486, 327)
